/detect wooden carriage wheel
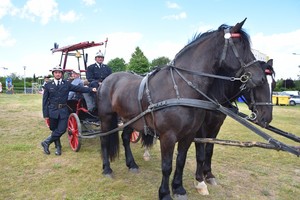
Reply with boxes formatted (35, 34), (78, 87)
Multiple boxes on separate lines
(67, 113), (82, 152)
(130, 130), (141, 143)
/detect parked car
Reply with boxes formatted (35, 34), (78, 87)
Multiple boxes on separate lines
(289, 96), (300, 106)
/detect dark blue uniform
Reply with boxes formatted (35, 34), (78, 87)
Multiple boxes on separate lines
(86, 63), (112, 88)
(43, 79), (92, 140)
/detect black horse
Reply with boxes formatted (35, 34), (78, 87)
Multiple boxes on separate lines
(97, 19), (267, 200)
(194, 59), (276, 195)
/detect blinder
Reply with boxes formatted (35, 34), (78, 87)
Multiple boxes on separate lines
(219, 28), (261, 90)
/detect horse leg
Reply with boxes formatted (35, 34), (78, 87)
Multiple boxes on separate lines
(143, 147), (151, 161)
(172, 140), (194, 200)
(159, 135), (176, 200)
(100, 113), (119, 177)
(203, 114), (226, 185)
(142, 132), (156, 161)
(121, 126), (139, 173)
(194, 142), (209, 195)
(203, 143), (217, 185)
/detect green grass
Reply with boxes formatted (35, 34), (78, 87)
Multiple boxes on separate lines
(0, 94), (299, 200)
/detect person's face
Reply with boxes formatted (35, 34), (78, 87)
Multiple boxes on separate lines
(53, 71), (63, 80)
(72, 73), (79, 78)
(95, 56), (104, 64)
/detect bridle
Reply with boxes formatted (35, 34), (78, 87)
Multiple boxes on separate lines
(219, 28), (261, 89)
(243, 68), (275, 120)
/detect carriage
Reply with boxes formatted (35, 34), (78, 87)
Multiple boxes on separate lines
(49, 40), (141, 152)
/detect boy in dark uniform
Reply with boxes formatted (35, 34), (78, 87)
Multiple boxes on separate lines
(41, 67), (97, 155)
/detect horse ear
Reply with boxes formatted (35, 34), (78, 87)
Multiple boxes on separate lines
(267, 59), (273, 67)
(231, 18), (247, 33)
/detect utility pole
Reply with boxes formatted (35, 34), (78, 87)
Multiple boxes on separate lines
(292, 53), (300, 79)
(23, 66), (26, 94)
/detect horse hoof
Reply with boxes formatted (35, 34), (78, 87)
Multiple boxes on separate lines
(173, 194), (188, 200)
(129, 168), (139, 173)
(206, 177), (217, 185)
(103, 173), (114, 179)
(143, 155), (151, 161)
(143, 151), (151, 161)
(194, 181), (209, 195)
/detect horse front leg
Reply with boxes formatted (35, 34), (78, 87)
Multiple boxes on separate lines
(159, 136), (176, 200)
(194, 142), (209, 195)
(122, 126), (139, 173)
(172, 140), (192, 200)
(203, 143), (217, 185)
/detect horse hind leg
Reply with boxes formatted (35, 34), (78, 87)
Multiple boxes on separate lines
(142, 132), (155, 161)
(122, 126), (139, 173)
(100, 113), (120, 178)
(143, 147), (151, 161)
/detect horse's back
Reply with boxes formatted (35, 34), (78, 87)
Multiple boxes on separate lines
(98, 72), (143, 118)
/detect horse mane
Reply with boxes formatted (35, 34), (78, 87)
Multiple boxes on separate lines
(208, 68), (240, 104)
(175, 24), (251, 60)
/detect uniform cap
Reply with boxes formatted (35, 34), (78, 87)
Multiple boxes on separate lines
(95, 51), (104, 58)
(51, 66), (64, 74)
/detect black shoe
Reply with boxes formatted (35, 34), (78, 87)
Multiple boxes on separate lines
(54, 139), (62, 156)
(41, 141), (50, 154)
(41, 135), (54, 155)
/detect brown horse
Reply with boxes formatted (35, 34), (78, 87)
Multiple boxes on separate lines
(97, 19), (267, 199)
(194, 59), (276, 195)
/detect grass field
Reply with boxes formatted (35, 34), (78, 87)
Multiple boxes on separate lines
(0, 94), (299, 200)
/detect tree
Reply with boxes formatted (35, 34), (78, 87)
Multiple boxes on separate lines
(275, 78), (297, 91)
(107, 58), (127, 72)
(298, 65), (300, 80)
(127, 47), (150, 74)
(150, 56), (171, 70)
(284, 79), (296, 89)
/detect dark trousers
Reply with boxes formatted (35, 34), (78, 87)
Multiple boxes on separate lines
(49, 117), (68, 140)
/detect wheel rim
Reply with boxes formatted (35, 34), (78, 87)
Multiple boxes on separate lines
(130, 130), (141, 143)
(67, 113), (81, 151)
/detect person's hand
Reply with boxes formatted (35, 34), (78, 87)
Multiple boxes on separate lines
(45, 118), (50, 127)
(92, 88), (97, 92)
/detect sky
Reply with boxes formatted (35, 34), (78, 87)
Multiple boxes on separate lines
(0, 0), (300, 80)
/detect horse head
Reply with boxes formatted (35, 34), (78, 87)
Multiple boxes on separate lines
(217, 18), (266, 91)
(242, 59), (276, 128)
(174, 18), (266, 96)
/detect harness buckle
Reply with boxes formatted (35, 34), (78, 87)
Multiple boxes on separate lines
(58, 104), (67, 109)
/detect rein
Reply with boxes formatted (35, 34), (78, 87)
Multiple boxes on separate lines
(81, 95), (300, 156)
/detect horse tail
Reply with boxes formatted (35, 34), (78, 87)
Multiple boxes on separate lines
(102, 113), (120, 161)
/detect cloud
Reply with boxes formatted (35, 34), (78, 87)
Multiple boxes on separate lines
(162, 12), (187, 20)
(252, 29), (300, 80)
(59, 10), (81, 23)
(97, 32), (143, 63)
(21, 0), (58, 25)
(166, 1), (180, 9)
(0, 0), (19, 19)
(81, 0), (96, 6)
(0, 24), (16, 47)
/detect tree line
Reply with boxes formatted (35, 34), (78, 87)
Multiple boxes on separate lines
(1, 46), (300, 92)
